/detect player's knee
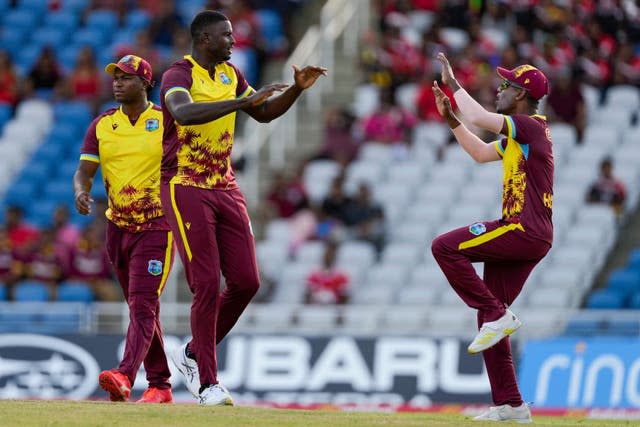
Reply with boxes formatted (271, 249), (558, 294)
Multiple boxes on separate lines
(128, 294), (156, 319)
(431, 236), (446, 259)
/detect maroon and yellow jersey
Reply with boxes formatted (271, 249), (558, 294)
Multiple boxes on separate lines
(160, 55), (253, 189)
(496, 114), (554, 243)
(80, 103), (169, 232)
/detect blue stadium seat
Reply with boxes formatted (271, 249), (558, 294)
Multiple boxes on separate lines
(606, 268), (640, 297)
(3, 181), (39, 210)
(72, 29), (107, 52)
(629, 291), (640, 309)
(58, 44), (83, 71)
(2, 10), (39, 33)
(31, 28), (69, 51)
(15, 44), (44, 76)
(34, 141), (65, 164)
(0, 284), (7, 301)
(17, 0), (49, 18)
(0, 104), (12, 130)
(86, 9), (119, 34)
(26, 200), (59, 227)
(124, 9), (150, 32)
(61, 0), (90, 13)
(18, 161), (51, 187)
(0, 0), (8, 13)
(54, 101), (92, 128)
(14, 281), (50, 302)
(44, 180), (72, 205)
(57, 281), (94, 303)
(256, 9), (287, 54)
(57, 159), (80, 180)
(586, 289), (626, 309)
(0, 28), (26, 58)
(43, 11), (80, 36)
(48, 121), (83, 144)
(627, 248), (640, 272)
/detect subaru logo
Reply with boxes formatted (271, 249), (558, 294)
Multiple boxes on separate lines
(0, 334), (100, 399)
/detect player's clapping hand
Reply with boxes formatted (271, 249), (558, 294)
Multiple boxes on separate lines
(432, 81), (454, 118)
(246, 83), (289, 107)
(75, 191), (93, 215)
(436, 52), (455, 86)
(292, 65), (328, 90)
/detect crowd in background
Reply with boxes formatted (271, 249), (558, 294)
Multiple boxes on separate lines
(0, 0), (300, 301)
(258, 0), (640, 305)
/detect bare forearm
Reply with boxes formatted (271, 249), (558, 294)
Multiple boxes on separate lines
(451, 125), (499, 163)
(73, 170), (93, 195)
(172, 98), (251, 125)
(249, 85), (303, 122)
(453, 88), (503, 134)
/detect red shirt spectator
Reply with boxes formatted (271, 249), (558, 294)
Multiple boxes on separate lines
(0, 50), (18, 106)
(4, 206), (39, 250)
(305, 241), (350, 304)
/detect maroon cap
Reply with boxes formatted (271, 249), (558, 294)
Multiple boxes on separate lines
(104, 55), (153, 83)
(496, 65), (549, 100)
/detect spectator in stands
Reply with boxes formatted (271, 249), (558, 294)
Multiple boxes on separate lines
(305, 239), (350, 305)
(159, 10), (326, 406)
(73, 54), (174, 404)
(361, 89), (417, 145)
(66, 47), (103, 108)
(343, 183), (385, 252)
(51, 205), (81, 271)
(67, 222), (118, 302)
(545, 66), (586, 144)
(22, 228), (64, 295)
(24, 47), (64, 100)
(0, 50), (19, 106)
(416, 73), (457, 122)
(265, 169), (309, 219)
(4, 206), (39, 251)
(586, 156), (626, 216)
(314, 107), (360, 163)
(0, 226), (19, 298)
(146, 1), (185, 47)
(431, 53), (552, 423)
(321, 174), (351, 226)
(612, 42), (640, 86)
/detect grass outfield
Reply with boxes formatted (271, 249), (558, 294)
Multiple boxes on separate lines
(0, 401), (637, 427)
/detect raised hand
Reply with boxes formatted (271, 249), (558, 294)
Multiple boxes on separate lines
(436, 52), (455, 86)
(432, 81), (453, 118)
(292, 65), (328, 90)
(246, 83), (289, 107)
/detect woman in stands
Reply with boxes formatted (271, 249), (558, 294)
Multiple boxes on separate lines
(72, 55), (174, 404)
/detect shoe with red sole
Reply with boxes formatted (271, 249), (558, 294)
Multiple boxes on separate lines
(99, 369), (131, 402)
(137, 387), (173, 404)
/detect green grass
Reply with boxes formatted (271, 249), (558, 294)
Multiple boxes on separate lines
(0, 401), (636, 427)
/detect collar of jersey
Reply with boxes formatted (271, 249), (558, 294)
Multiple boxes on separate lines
(184, 55), (218, 82)
(117, 101), (154, 125)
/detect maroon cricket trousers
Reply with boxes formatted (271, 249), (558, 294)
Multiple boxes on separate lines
(431, 219), (550, 406)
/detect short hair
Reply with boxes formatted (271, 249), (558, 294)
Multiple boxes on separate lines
(190, 10), (229, 39)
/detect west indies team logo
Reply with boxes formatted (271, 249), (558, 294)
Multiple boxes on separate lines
(219, 72), (232, 85)
(469, 222), (487, 236)
(145, 118), (159, 132)
(148, 260), (163, 276)
(120, 55), (141, 71)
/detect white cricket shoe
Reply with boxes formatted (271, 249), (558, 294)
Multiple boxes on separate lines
(199, 383), (234, 406)
(468, 309), (522, 354)
(170, 343), (200, 397)
(473, 403), (532, 423)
